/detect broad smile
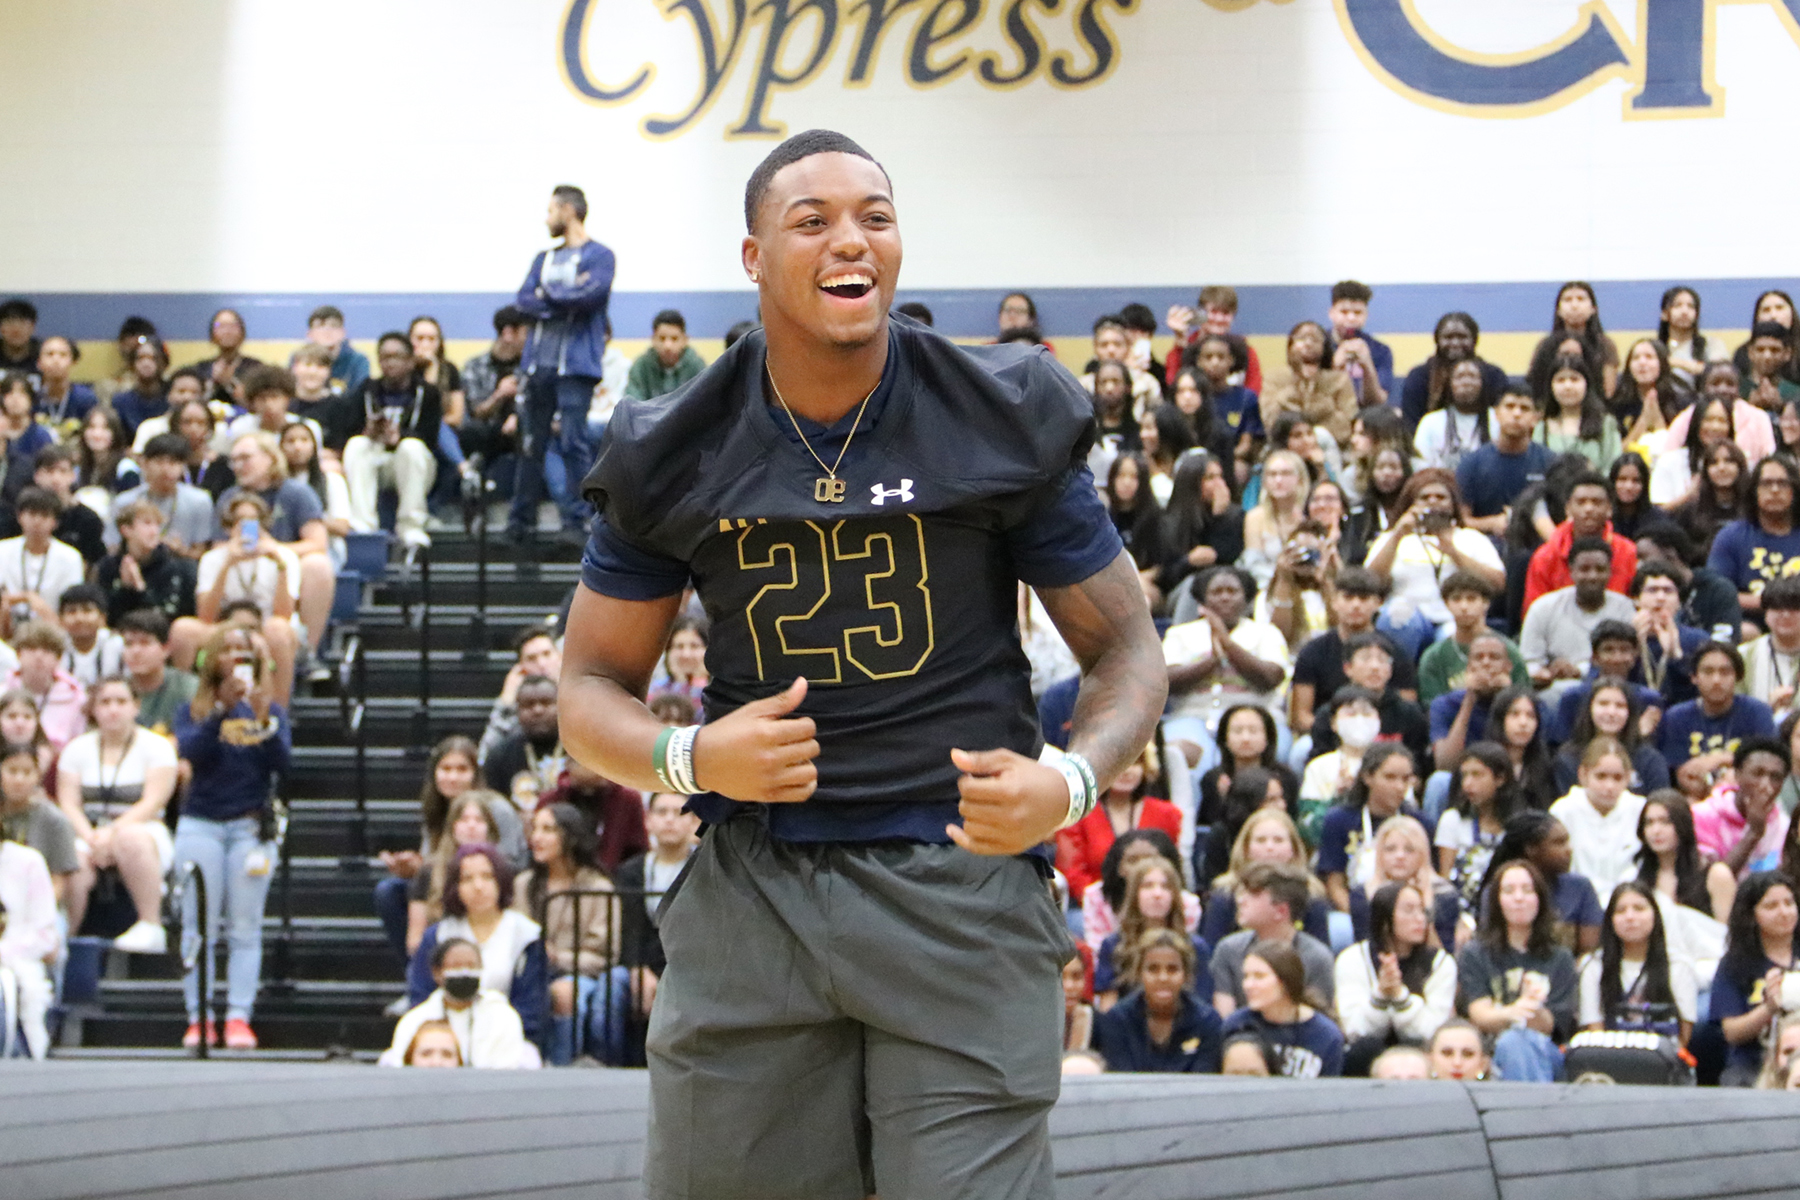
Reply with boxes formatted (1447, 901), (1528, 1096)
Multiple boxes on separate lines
(819, 268), (875, 301)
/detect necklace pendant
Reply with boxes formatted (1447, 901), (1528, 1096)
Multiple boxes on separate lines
(814, 476), (847, 503)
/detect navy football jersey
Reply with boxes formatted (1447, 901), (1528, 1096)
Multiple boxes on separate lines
(581, 320), (1121, 841)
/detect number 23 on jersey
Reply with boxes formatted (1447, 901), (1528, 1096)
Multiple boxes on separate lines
(727, 514), (936, 684)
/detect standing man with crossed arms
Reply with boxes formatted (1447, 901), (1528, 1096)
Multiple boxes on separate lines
(559, 131), (1166, 1199)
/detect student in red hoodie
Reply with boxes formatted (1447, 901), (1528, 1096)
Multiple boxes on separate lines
(1522, 470), (1638, 614)
(1055, 741), (1183, 900)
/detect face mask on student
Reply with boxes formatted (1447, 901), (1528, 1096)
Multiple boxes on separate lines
(443, 972), (481, 1002)
(1336, 713), (1382, 749)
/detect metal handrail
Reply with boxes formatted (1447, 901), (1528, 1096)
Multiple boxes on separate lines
(464, 456), (491, 663)
(172, 861), (212, 1059)
(337, 633), (369, 860)
(409, 547), (433, 752)
(550, 885), (668, 1064)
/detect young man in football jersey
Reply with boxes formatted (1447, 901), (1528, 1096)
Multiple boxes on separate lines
(560, 131), (1165, 1200)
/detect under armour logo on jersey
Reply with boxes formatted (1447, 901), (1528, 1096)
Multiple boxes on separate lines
(871, 479), (915, 506)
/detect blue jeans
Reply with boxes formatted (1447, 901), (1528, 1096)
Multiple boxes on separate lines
(549, 966), (633, 1065)
(1492, 1026), (1563, 1082)
(174, 815), (274, 1023)
(374, 875), (409, 960)
(510, 372), (598, 533)
(1423, 770), (1453, 826)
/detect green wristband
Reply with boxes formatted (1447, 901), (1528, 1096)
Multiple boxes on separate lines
(652, 726), (677, 792)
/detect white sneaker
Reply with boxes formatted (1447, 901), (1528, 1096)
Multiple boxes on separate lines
(112, 921), (168, 955)
(399, 527), (432, 550)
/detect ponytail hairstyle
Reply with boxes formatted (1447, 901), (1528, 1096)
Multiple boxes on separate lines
(1476, 809), (1562, 900)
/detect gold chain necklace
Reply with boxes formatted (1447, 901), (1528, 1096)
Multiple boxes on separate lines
(767, 367), (878, 503)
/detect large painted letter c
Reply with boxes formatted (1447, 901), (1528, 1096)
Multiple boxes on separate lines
(1337, 0), (1630, 113)
(561, 0), (654, 104)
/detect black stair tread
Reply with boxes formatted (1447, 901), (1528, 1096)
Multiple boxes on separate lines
(100, 979), (404, 999)
(289, 798), (418, 816)
(358, 648), (548, 665)
(48, 1047), (381, 1062)
(352, 603), (565, 624)
(292, 696), (491, 715)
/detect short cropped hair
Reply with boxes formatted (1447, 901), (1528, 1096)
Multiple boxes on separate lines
(115, 499), (165, 530)
(1629, 561), (1687, 600)
(1568, 534), (1613, 565)
(743, 130), (886, 233)
(1498, 380), (1537, 406)
(1589, 619), (1636, 651)
(242, 365), (295, 402)
(142, 433), (190, 463)
(1736, 735), (1792, 775)
(551, 184), (588, 221)
(1693, 639), (1745, 680)
(1330, 281), (1373, 305)
(0, 298), (38, 323)
(1567, 471), (1611, 499)
(14, 486), (60, 517)
(1197, 286), (1238, 313)
(307, 305), (344, 327)
(1762, 575), (1800, 613)
(11, 621), (67, 656)
(117, 609), (172, 642)
(1341, 631), (1394, 665)
(1439, 570), (1494, 602)
(1334, 566), (1388, 600)
(31, 444), (74, 474)
(291, 343), (334, 369)
(492, 305), (530, 334)
(1236, 861), (1311, 924)
(1118, 303), (1157, 335)
(895, 301), (934, 326)
(652, 309), (686, 333)
(57, 583), (106, 614)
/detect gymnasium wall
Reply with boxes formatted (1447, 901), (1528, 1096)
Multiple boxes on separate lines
(3, 0), (1799, 373)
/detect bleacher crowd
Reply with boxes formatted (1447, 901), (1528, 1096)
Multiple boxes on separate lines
(1033, 281), (1800, 1088)
(6, 263), (1800, 1093)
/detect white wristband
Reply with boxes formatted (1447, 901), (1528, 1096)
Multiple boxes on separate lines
(1041, 745), (1099, 830)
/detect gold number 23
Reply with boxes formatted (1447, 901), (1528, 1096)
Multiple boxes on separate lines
(737, 516), (935, 683)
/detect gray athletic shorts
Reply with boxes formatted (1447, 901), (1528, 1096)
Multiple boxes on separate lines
(644, 815), (1074, 1200)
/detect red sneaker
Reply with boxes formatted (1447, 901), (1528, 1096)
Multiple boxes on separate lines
(182, 1022), (216, 1048)
(223, 1019), (257, 1050)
